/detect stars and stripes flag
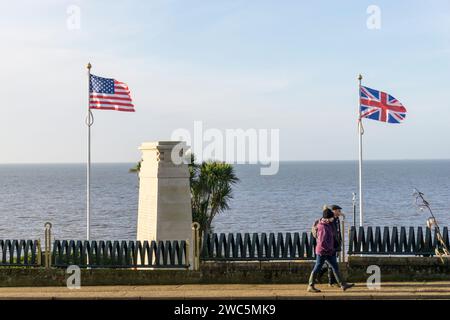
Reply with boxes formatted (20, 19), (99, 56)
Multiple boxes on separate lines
(89, 74), (135, 112)
(360, 86), (406, 124)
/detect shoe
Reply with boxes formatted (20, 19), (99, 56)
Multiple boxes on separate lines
(307, 285), (321, 293)
(341, 283), (355, 291)
(328, 283), (337, 287)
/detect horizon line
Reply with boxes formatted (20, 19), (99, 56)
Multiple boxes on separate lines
(0, 158), (449, 165)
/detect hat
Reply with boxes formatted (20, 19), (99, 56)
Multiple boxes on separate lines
(330, 205), (342, 210)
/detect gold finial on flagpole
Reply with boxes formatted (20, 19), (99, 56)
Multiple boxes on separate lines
(87, 62), (92, 70)
(358, 74), (363, 81)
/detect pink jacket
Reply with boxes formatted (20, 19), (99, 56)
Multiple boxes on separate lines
(315, 219), (337, 256)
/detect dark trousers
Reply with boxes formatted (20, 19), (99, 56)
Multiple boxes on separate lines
(308, 254), (342, 286)
(318, 254), (339, 284)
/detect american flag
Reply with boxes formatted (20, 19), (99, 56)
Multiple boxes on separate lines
(89, 74), (135, 112)
(360, 86), (406, 124)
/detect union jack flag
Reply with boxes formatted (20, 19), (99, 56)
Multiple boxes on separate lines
(360, 86), (406, 124)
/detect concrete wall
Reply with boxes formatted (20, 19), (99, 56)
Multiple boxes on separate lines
(346, 256), (450, 282)
(0, 257), (449, 287)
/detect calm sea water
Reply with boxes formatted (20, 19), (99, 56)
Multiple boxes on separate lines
(0, 161), (448, 240)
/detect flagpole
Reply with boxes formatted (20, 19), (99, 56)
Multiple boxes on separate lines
(358, 74), (364, 227)
(86, 62), (93, 241)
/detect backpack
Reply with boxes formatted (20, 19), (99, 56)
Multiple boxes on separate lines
(311, 219), (320, 239)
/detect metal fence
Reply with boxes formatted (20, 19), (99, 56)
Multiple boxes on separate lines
(0, 239), (189, 268)
(348, 226), (450, 256)
(0, 240), (40, 267)
(52, 240), (190, 268)
(1, 226), (448, 268)
(201, 232), (317, 261)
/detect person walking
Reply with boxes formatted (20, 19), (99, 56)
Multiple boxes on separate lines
(307, 208), (354, 293)
(316, 204), (345, 286)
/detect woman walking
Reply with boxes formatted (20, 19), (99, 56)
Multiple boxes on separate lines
(307, 208), (354, 293)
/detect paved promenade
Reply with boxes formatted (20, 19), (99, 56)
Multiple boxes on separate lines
(0, 282), (450, 299)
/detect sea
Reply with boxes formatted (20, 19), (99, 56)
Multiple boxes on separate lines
(0, 160), (448, 241)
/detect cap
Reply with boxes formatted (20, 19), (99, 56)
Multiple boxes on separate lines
(330, 205), (342, 211)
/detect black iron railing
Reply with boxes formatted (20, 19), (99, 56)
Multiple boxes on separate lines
(0, 240), (40, 267)
(0, 226), (448, 268)
(348, 226), (450, 256)
(201, 233), (317, 261)
(52, 240), (189, 268)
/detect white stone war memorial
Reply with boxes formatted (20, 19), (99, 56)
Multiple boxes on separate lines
(136, 141), (193, 266)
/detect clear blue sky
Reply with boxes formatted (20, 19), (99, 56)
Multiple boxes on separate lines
(1, 0), (449, 163)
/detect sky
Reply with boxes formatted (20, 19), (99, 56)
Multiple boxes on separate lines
(0, 0), (449, 163)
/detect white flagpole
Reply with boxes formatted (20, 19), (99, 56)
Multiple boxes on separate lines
(358, 74), (364, 227)
(86, 62), (93, 241)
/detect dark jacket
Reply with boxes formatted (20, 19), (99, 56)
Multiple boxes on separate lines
(333, 217), (342, 252)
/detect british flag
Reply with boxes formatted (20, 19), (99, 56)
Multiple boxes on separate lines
(360, 86), (407, 124)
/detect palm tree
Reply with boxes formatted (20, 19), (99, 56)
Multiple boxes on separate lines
(129, 161), (142, 173)
(190, 158), (239, 235)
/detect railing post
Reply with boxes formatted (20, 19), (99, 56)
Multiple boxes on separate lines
(44, 222), (52, 269)
(191, 222), (201, 271)
(37, 239), (42, 266)
(185, 240), (190, 269)
(341, 218), (346, 262)
(348, 226), (352, 256)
